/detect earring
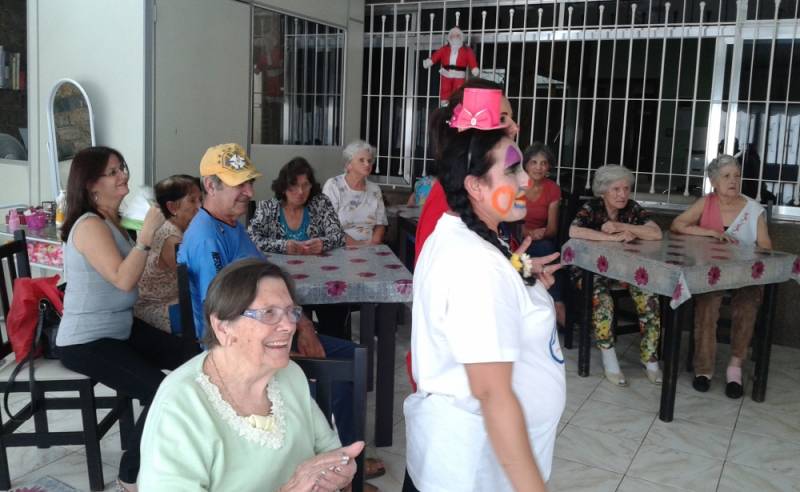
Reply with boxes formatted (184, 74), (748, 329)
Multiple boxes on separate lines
(92, 192), (99, 202)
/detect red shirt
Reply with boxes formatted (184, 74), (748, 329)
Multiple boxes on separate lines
(414, 180), (449, 262)
(524, 178), (561, 230)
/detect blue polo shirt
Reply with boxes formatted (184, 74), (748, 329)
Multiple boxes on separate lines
(177, 208), (263, 338)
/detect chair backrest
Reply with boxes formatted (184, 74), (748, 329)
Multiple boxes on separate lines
(557, 190), (591, 247)
(176, 262), (198, 342)
(0, 230), (32, 356)
(293, 346), (367, 492)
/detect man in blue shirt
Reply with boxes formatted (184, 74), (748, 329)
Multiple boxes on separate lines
(178, 143), (362, 444)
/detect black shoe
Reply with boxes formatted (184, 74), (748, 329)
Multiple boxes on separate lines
(725, 381), (743, 399)
(692, 375), (710, 392)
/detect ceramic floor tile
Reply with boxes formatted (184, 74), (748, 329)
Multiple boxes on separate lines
(12, 451), (117, 491)
(627, 443), (723, 492)
(617, 475), (693, 492)
(671, 390), (742, 429)
(727, 429), (800, 479)
(643, 417), (732, 459)
(554, 424), (640, 474)
(5, 444), (75, 482)
(736, 401), (800, 442)
(569, 398), (655, 442)
(547, 457), (622, 492)
(589, 375), (662, 413)
(717, 461), (800, 492)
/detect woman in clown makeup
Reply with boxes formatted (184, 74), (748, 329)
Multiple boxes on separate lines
(404, 88), (565, 492)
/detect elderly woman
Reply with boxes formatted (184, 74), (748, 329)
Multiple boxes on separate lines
(405, 89), (564, 491)
(671, 155), (772, 398)
(134, 174), (202, 332)
(522, 142), (565, 326)
(56, 147), (198, 491)
(248, 157), (349, 340)
(139, 258), (363, 490)
(569, 165), (663, 386)
(248, 157), (344, 255)
(323, 141), (387, 246)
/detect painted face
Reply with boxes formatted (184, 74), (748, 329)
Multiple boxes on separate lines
(602, 178), (631, 212)
(712, 164), (741, 198)
(214, 178), (255, 222)
(346, 149), (374, 179)
(91, 154), (129, 203)
(224, 277), (297, 372)
(169, 185), (202, 231)
(500, 97), (519, 140)
(481, 138), (530, 224)
(525, 152), (551, 182)
(285, 174), (313, 208)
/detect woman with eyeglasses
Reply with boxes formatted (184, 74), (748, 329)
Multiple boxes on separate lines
(56, 146), (199, 492)
(139, 258), (364, 491)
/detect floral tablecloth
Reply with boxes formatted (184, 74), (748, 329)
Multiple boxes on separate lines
(266, 244), (413, 305)
(562, 232), (800, 308)
(386, 204), (422, 222)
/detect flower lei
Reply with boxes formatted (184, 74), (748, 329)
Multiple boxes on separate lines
(510, 252), (534, 278)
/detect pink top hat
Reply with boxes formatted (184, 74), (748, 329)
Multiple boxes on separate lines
(449, 88), (508, 131)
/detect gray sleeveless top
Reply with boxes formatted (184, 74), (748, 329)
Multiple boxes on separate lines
(56, 213), (139, 346)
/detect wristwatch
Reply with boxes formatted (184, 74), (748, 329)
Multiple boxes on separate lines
(134, 242), (152, 252)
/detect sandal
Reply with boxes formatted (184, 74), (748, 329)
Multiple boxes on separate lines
(365, 457), (386, 479)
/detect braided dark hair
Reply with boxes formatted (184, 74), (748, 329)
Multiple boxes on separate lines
(440, 129), (533, 285)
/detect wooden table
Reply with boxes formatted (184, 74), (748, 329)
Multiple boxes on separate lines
(266, 244), (413, 446)
(562, 232), (800, 421)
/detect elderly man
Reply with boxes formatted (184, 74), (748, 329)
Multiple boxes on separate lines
(178, 143), (365, 444)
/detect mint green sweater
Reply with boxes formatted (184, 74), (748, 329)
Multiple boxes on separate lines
(139, 353), (341, 491)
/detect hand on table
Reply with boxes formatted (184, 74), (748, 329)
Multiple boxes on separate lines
(287, 239), (325, 255)
(712, 231), (738, 244)
(611, 230), (637, 243)
(601, 221), (625, 235)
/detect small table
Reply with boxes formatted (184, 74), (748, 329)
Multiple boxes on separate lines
(0, 225), (63, 272)
(266, 244), (413, 446)
(562, 233), (800, 422)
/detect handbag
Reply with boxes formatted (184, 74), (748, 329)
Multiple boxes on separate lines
(3, 277), (64, 422)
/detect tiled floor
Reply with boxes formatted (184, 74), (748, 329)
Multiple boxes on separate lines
(4, 319), (800, 491)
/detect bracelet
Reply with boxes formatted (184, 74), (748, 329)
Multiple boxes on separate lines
(134, 242), (152, 252)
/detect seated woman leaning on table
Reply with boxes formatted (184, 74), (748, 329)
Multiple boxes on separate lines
(248, 157), (350, 340)
(134, 174), (202, 333)
(569, 164), (663, 387)
(139, 258), (363, 491)
(670, 154), (772, 399)
(323, 140), (388, 246)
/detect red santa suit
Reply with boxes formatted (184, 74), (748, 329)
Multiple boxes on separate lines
(424, 27), (480, 101)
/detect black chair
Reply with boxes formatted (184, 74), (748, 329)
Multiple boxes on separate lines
(293, 346), (368, 492)
(176, 262), (199, 343)
(0, 230), (134, 491)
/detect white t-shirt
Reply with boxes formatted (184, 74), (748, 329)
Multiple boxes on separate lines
(405, 213), (566, 492)
(322, 174), (388, 242)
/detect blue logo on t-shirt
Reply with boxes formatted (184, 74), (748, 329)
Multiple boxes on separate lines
(549, 324), (564, 364)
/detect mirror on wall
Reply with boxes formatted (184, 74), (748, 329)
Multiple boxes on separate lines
(47, 78), (95, 199)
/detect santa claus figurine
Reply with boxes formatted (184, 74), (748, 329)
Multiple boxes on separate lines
(423, 26), (480, 103)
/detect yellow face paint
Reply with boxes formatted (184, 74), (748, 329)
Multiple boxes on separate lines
(491, 185), (515, 215)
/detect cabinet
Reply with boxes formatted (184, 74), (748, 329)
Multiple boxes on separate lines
(0, 224), (63, 273)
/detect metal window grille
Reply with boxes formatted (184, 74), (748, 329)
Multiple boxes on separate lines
(362, 0), (800, 219)
(252, 7), (345, 146)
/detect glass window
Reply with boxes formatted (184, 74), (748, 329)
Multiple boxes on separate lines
(252, 7), (345, 146)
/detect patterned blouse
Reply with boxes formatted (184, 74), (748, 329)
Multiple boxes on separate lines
(322, 174), (388, 242)
(571, 197), (651, 230)
(247, 194), (345, 254)
(134, 220), (183, 332)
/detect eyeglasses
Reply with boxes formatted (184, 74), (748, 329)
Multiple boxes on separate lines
(241, 305), (303, 325)
(101, 162), (129, 178)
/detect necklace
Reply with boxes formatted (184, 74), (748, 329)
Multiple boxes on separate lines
(211, 352), (247, 416)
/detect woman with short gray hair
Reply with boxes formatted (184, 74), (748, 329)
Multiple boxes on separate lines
(671, 155), (771, 399)
(569, 165), (663, 387)
(323, 140), (387, 246)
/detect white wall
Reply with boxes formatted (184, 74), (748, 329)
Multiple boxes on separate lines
(31, 0), (147, 202)
(152, 0), (251, 182)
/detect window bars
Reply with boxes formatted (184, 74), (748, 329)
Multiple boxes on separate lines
(361, 0), (800, 218)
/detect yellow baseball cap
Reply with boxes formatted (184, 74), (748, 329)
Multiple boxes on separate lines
(199, 143), (262, 186)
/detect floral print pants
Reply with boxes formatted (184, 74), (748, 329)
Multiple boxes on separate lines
(591, 275), (662, 363)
